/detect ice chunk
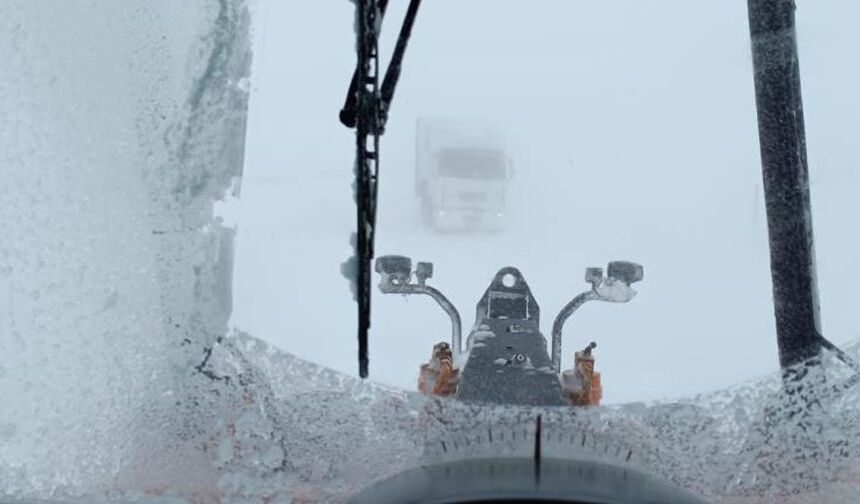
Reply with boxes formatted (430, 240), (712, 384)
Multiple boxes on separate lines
(341, 233), (359, 301)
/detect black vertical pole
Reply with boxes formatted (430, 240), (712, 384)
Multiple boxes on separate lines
(747, 0), (823, 370)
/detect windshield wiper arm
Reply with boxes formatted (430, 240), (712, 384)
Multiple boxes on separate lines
(342, 0), (422, 378)
(340, 0), (422, 131)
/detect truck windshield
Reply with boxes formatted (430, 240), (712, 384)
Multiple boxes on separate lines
(7, 1), (860, 504)
(437, 149), (506, 179)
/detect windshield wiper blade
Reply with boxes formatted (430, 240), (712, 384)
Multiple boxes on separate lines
(343, 0), (422, 378)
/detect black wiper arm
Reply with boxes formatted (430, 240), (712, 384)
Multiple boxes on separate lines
(340, 0), (422, 130)
(342, 0), (422, 378)
(339, 0), (390, 129)
(379, 0), (422, 122)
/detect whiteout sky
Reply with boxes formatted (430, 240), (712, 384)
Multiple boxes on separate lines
(229, 0), (860, 403)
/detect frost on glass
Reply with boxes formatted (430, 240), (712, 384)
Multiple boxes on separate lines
(159, 336), (860, 503)
(0, 0), (253, 501)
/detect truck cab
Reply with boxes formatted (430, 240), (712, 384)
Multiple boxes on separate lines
(415, 119), (512, 231)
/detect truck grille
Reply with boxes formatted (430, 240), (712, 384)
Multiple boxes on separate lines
(459, 192), (488, 202)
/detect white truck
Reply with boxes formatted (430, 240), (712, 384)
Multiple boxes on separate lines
(415, 119), (512, 231)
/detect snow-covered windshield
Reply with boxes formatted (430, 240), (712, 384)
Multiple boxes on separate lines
(2, 1), (859, 503)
